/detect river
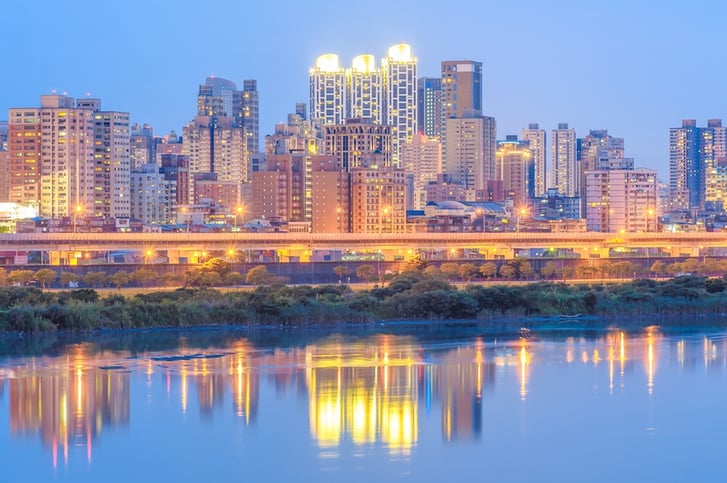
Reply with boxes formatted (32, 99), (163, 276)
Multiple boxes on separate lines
(1, 323), (726, 482)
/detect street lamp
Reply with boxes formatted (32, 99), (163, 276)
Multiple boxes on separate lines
(234, 206), (244, 231)
(73, 204), (83, 233)
(517, 206), (528, 233)
(181, 206), (190, 233)
(646, 207), (655, 232)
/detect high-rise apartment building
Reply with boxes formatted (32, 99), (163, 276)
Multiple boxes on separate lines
(441, 60), (483, 119)
(130, 123), (157, 171)
(551, 123), (577, 197)
(441, 60), (483, 163)
(577, 130), (629, 216)
(520, 123), (547, 197)
(350, 164), (406, 234)
(8, 95), (130, 219)
(382, 44), (417, 167)
(401, 134), (442, 209)
(706, 119), (727, 208)
(198, 76), (259, 159)
(310, 156), (349, 233)
(444, 115), (496, 191)
(130, 164), (173, 225)
(323, 118), (392, 172)
(417, 77), (442, 138)
(669, 119), (713, 210)
(182, 115), (247, 204)
(586, 168), (657, 232)
(309, 54), (347, 127)
(90, 107), (131, 218)
(239, 80), (259, 155)
(265, 106), (321, 156)
(496, 135), (533, 204)
(0, 122), (8, 201)
(348, 55), (383, 124)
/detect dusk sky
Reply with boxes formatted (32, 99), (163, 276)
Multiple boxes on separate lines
(2, 0), (725, 176)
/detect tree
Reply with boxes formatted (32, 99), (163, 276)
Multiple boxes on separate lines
(458, 263), (479, 281)
(498, 264), (516, 280)
(540, 261), (558, 279)
(8, 270), (34, 286)
(201, 257), (231, 277)
(355, 264), (377, 283)
(650, 261), (667, 278)
(0, 268), (8, 286)
(479, 262), (498, 279)
(60, 271), (81, 287)
(83, 271), (107, 288)
(404, 255), (427, 272)
(159, 272), (183, 288)
(223, 271), (244, 287)
(108, 271), (130, 290)
(246, 265), (275, 285)
(423, 265), (443, 280)
(440, 262), (460, 281)
(333, 265), (349, 283)
(33, 269), (58, 289)
(519, 260), (536, 279)
(187, 270), (221, 288)
(133, 268), (158, 287)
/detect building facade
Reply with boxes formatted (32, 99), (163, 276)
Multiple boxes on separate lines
(401, 134), (442, 209)
(496, 135), (533, 204)
(586, 168), (658, 232)
(348, 54), (383, 124)
(444, 115), (496, 191)
(382, 44), (417, 167)
(551, 123), (577, 197)
(350, 164), (406, 233)
(520, 123), (547, 197)
(417, 77), (442, 138)
(309, 54), (347, 127)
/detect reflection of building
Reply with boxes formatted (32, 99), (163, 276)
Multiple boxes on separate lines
(8, 345), (130, 467)
(438, 344), (493, 442)
(305, 336), (419, 453)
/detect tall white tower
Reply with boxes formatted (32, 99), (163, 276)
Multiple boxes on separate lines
(309, 54), (347, 127)
(521, 123), (547, 197)
(382, 43), (417, 167)
(347, 54), (383, 124)
(551, 123), (577, 196)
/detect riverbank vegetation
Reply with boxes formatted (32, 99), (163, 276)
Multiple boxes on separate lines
(2, 263), (727, 332)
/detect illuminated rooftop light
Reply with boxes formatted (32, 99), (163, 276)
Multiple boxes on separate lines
(352, 54), (376, 73)
(387, 43), (414, 62)
(314, 54), (341, 72)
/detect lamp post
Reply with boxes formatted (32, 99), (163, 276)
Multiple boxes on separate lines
(646, 207), (655, 233)
(181, 206), (190, 233)
(235, 206), (244, 231)
(517, 206), (528, 233)
(73, 204), (83, 234)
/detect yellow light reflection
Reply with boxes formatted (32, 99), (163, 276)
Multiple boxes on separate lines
(520, 343), (531, 401)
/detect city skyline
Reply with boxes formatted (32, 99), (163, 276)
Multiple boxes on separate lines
(3, 0), (726, 177)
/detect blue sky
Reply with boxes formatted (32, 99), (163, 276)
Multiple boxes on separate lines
(2, 0), (725, 177)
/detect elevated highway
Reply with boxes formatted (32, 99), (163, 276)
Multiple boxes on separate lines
(0, 231), (725, 265)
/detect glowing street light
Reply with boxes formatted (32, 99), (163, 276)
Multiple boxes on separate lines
(234, 206), (244, 231)
(517, 206), (529, 233)
(73, 204), (83, 234)
(181, 206), (190, 233)
(646, 207), (655, 232)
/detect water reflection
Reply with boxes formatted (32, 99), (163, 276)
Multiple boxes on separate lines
(7, 343), (130, 468)
(2, 327), (727, 473)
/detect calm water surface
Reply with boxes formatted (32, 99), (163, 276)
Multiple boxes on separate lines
(1, 324), (726, 482)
